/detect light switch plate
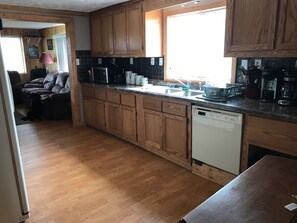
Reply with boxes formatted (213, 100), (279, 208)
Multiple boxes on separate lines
(241, 59), (248, 70)
(130, 58), (133, 65)
(159, 58), (163, 66)
(151, 57), (155, 65)
(76, 58), (80, 66)
(255, 59), (262, 67)
(98, 58), (102, 65)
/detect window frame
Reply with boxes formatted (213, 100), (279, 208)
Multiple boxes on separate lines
(163, 0), (236, 84)
(53, 33), (69, 72)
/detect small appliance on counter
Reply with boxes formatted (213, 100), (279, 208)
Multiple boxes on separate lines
(91, 66), (124, 84)
(260, 69), (283, 102)
(278, 69), (297, 106)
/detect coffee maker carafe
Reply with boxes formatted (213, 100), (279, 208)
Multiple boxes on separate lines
(278, 69), (297, 106)
(260, 69), (283, 102)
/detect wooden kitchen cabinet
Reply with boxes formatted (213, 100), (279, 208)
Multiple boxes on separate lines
(163, 114), (187, 161)
(225, 0), (278, 52)
(143, 109), (163, 150)
(101, 12), (114, 55)
(105, 102), (122, 135)
(276, 0), (297, 50)
(126, 2), (144, 55)
(121, 106), (137, 141)
(94, 100), (105, 130)
(113, 8), (127, 55)
(90, 15), (103, 55)
(83, 98), (96, 128)
(225, 0), (297, 57)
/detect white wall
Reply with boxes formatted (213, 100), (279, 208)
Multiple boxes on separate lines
(74, 16), (90, 50)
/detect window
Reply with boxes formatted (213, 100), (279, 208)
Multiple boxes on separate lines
(53, 34), (69, 72)
(165, 6), (232, 85)
(1, 36), (26, 74)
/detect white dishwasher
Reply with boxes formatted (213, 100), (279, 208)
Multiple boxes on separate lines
(192, 106), (243, 175)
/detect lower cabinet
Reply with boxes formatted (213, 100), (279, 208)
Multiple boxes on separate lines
(121, 106), (137, 141)
(82, 85), (191, 168)
(163, 114), (187, 161)
(143, 109), (162, 150)
(94, 100), (105, 130)
(83, 97), (96, 128)
(105, 102), (122, 136)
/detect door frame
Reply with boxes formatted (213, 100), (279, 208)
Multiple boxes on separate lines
(0, 12), (81, 126)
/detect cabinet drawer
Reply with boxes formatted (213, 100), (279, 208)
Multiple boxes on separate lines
(142, 96), (162, 111)
(95, 88), (106, 101)
(106, 91), (120, 104)
(121, 93), (136, 107)
(162, 101), (186, 117)
(82, 86), (95, 98)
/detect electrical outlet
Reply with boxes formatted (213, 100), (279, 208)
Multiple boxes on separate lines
(112, 58), (116, 64)
(150, 57), (155, 65)
(130, 58), (133, 65)
(159, 58), (163, 66)
(76, 58), (80, 66)
(255, 59), (262, 67)
(98, 58), (102, 65)
(241, 59), (248, 70)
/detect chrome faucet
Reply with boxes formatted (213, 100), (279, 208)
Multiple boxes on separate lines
(174, 78), (191, 90)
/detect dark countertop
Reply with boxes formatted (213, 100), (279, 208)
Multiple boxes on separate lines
(81, 82), (297, 123)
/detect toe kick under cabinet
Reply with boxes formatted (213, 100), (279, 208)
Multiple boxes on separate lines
(81, 85), (192, 169)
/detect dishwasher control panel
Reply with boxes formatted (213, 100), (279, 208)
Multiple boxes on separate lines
(193, 106), (242, 125)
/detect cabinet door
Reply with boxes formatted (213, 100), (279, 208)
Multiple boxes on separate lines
(276, 0), (297, 50)
(126, 3), (143, 55)
(225, 0), (278, 52)
(121, 106), (137, 141)
(105, 102), (122, 135)
(163, 114), (187, 161)
(143, 109), (162, 150)
(83, 98), (95, 127)
(90, 15), (103, 55)
(101, 12), (114, 55)
(113, 8), (127, 55)
(94, 100), (105, 130)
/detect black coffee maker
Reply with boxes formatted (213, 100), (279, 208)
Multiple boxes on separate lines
(278, 69), (297, 106)
(260, 69), (283, 102)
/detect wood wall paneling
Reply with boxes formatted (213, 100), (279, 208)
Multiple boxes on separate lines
(41, 25), (66, 73)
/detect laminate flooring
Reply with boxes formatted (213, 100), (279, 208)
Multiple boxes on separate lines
(17, 121), (221, 223)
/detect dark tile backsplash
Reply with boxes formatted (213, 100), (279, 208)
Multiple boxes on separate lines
(76, 50), (164, 82)
(236, 57), (297, 84)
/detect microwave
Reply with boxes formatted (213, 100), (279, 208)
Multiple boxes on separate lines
(91, 67), (124, 84)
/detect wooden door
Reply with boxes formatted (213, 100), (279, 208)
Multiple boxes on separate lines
(143, 109), (162, 150)
(225, 0), (278, 53)
(101, 12), (114, 55)
(121, 106), (137, 141)
(83, 98), (95, 127)
(90, 15), (103, 56)
(94, 100), (105, 130)
(126, 3), (144, 55)
(276, 0), (297, 50)
(105, 102), (122, 135)
(113, 8), (127, 55)
(163, 114), (187, 161)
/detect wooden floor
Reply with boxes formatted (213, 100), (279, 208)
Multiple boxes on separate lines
(17, 121), (221, 223)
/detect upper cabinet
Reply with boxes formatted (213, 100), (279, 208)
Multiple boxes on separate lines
(276, 0), (297, 50)
(126, 3), (144, 55)
(90, 0), (163, 57)
(225, 0), (297, 57)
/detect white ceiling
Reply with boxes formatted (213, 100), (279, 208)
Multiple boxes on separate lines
(0, 0), (130, 13)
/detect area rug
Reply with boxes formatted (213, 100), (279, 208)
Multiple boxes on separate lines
(14, 111), (31, 126)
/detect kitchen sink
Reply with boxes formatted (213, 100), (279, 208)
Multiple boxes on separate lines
(127, 85), (203, 97)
